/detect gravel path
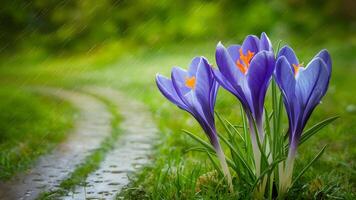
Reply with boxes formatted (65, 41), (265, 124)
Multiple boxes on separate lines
(0, 88), (112, 200)
(61, 87), (157, 200)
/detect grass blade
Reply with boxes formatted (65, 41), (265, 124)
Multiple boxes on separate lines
(291, 145), (327, 187)
(224, 118), (245, 142)
(299, 116), (339, 146)
(215, 112), (244, 142)
(217, 131), (255, 180)
(183, 130), (238, 173)
(264, 107), (272, 151)
(241, 105), (253, 165)
(251, 157), (285, 190)
(184, 147), (211, 154)
(284, 116), (338, 152)
(182, 129), (215, 153)
(207, 151), (223, 177)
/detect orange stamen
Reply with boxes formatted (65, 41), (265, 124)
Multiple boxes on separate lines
(185, 76), (196, 89)
(235, 48), (255, 74)
(292, 63), (302, 76)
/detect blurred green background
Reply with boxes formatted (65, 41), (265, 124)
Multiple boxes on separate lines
(0, 0), (355, 198)
(1, 0), (355, 53)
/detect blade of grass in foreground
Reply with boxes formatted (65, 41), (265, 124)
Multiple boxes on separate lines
(182, 129), (237, 173)
(182, 129), (215, 153)
(284, 116), (338, 152)
(299, 117), (339, 146)
(290, 145), (327, 188)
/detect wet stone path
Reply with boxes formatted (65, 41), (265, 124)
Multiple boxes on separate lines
(0, 88), (112, 200)
(62, 87), (157, 200)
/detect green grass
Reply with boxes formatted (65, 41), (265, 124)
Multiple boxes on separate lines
(0, 86), (75, 180)
(38, 91), (122, 199)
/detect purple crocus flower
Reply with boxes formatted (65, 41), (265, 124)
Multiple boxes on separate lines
(275, 45), (331, 192)
(155, 56), (233, 190)
(213, 33), (275, 174)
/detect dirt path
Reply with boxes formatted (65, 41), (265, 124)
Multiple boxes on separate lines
(0, 88), (112, 200)
(61, 87), (157, 200)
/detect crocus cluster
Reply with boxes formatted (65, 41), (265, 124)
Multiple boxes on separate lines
(155, 33), (331, 195)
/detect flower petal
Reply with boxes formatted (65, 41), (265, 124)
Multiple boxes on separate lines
(242, 35), (260, 54)
(314, 49), (332, 95)
(210, 81), (219, 116)
(275, 56), (296, 101)
(171, 67), (191, 104)
(227, 44), (242, 63)
(296, 58), (326, 106)
(247, 50), (275, 120)
(314, 49), (332, 74)
(195, 58), (215, 124)
(212, 69), (236, 95)
(278, 45), (299, 67)
(183, 90), (212, 130)
(297, 58), (329, 131)
(215, 42), (244, 89)
(155, 74), (188, 111)
(259, 32), (273, 52)
(188, 56), (201, 76)
(213, 67), (251, 112)
(275, 56), (298, 132)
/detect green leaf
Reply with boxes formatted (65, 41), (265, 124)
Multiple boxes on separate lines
(184, 147), (210, 154)
(241, 105), (253, 165)
(182, 129), (215, 153)
(207, 151), (224, 177)
(217, 130), (255, 180)
(275, 40), (282, 56)
(271, 79), (279, 156)
(284, 116), (338, 152)
(291, 145), (327, 187)
(283, 130), (289, 142)
(268, 110), (274, 122)
(182, 129), (238, 171)
(264, 107), (272, 149)
(224, 117), (245, 142)
(215, 112), (243, 142)
(252, 157), (286, 190)
(233, 125), (244, 129)
(299, 116), (339, 146)
(276, 93), (284, 155)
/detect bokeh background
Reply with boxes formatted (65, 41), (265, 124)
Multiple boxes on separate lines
(0, 0), (355, 198)
(1, 0), (355, 53)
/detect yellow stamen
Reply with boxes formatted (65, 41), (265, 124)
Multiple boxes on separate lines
(185, 76), (196, 89)
(292, 63), (302, 76)
(235, 48), (254, 74)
